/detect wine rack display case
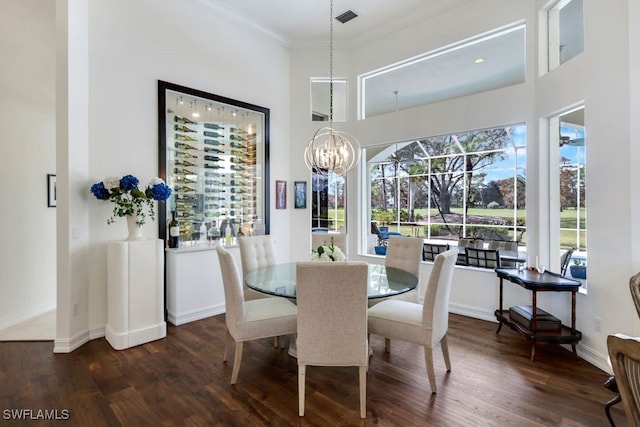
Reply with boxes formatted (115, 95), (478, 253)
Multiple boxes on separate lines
(158, 81), (270, 248)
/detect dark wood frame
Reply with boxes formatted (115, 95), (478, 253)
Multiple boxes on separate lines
(157, 80), (270, 240)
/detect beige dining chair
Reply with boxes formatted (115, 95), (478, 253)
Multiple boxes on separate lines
(607, 333), (640, 427)
(488, 240), (519, 267)
(216, 246), (298, 384)
(383, 236), (423, 303)
(238, 235), (277, 301)
(368, 248), (458, 394)
(311, 232), (347, 258)
(296, 262), (369, 418)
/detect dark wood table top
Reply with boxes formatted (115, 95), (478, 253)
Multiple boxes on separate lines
(495, 268), (582, 292)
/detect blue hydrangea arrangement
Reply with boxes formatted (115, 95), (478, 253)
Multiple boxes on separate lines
(90, 174), (172, 226)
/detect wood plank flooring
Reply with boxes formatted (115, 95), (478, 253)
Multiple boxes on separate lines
(0, 314), (626, 426)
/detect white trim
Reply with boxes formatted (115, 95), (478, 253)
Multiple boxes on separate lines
(0, 300), (56, 330)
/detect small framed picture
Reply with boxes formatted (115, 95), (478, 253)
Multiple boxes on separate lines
(294, 181), (307, 209)
(47, 174), (57, 207)
(276, 180), (287, 209)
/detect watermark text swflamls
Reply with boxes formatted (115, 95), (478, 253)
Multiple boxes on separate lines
(3, 409), (70, 421)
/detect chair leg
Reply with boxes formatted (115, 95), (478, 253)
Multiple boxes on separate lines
(424, 346), (437, 394)
(605, 394), (621, 427)
(441, 334), (452, 372)
(385, 338), (391, 353)
(223, 329), (232, 362)
(298, 364), (306, 416)
(359, 366), (367, 418)
(230, 342), (243, 384)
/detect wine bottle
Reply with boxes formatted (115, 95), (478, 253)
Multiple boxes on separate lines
(204, 171), (222, 178)
(230, 134), (246, 142)
(204, 123), (225, 130)
(173, 167), (196, 176)
(175, 151), (198, 159)
(174, 124), (196, 133)
(204, 155), (222, 162)
(175, 175), (197, 184)
(230, 141), (247, 149)
(224, 223), (232, 246)
(199, 222), (207, 244)
(175, 141), (198, 150)
(203, 131), (223, 138)
(168, 211), (180, 248)
(204, 139), (223, 146)
(175, 133), (198, 142)
(204, 164), (224, 169)
(175, 115), (198, 125)
(205, 179), (223, 186)
(176, 193), (197, 201)
(173, 185), (196, 193)
(174, 159), (197, 167)
(204, 147), (223, 154)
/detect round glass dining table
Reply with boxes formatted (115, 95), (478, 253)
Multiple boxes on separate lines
(244, 262), (418, 300)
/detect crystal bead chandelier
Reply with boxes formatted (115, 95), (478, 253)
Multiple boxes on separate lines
(304, 0), (360, 176)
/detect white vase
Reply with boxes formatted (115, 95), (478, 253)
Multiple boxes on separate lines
(125, 215), (144, 241)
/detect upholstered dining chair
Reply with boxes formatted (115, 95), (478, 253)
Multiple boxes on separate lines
(216, 246), (297, 384)
(368, 248), (458, 394)
(238, 235), (278, 301)
(607, 333), (640, 427)
(296, 262), (369, 418)
(383, 236), (424, 303)
(311, 232), (347, 258)
(488, 240), (519, 267)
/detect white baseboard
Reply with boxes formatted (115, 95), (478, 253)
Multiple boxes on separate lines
(54, 328), (90, 353)
(167, 304), (225, 326)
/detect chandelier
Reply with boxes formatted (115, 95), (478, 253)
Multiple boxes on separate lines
(304, 0), (360, 176)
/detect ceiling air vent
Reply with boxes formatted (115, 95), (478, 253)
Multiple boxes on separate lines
(335, 10), (358, 24)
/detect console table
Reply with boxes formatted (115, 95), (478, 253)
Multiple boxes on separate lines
(494, 268), (582, 361)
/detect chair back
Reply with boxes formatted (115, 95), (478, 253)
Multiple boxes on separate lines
(488, 241), (519, 267)
(311, 233), (347, 257)
(386, 236), (423, 278)
(216, 246), (246, 336)
(422, 249), (458, 346)
(296, 262), (369, 366)
(560, 248), (575, 276)
(608, 334), (640, 427)
(238, 235), (277, 277)
(466, 247), (501, 269)
(423, 243), (450, 262)
(631, 272), (640, 319)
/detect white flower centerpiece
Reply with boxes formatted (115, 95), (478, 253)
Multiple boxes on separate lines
(311, 236), (346, 262)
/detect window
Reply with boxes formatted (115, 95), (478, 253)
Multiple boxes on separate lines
(550, 106), (586, 282)
(366, 124), (526, 253)
(310, 78), (347, 122)
(311, 170), (346, 233)
(548, 0), (584, 71)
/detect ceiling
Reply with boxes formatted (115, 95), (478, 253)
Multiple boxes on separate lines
(205, 0), (526, 117)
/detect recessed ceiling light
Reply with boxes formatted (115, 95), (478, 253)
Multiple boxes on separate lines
(474, 58), (485, 64)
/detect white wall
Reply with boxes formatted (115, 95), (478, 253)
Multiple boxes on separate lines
(0, 0), (57, 329)
(52, 0), (291, 351)
(288, 0), (636, 371)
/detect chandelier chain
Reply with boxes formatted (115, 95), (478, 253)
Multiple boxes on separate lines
(329, 0), (333, 125)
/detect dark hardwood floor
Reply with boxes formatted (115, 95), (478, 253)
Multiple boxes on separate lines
(0, 314), (625, 426)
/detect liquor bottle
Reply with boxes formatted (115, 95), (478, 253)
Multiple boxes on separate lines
(204, 139), (223, 146)
(174, 159), (197, 167)
(204, 155), (222, 162)
(204, 147), (224, 154)
(173, 167), (196, 175)
(203, 131), (223, 138)
(175, 115), (198, 125)
(175, 141), (198, 150)
(204, 164), (223, 169)
(174, 124), (196, 133)
(175, 133), (198, 142)
(168, 211), (180, 248)
(204, 123), (225, 130)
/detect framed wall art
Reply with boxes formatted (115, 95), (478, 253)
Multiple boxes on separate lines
(47, 174), (56, 207)
(294, 181), (307, 209)
(276, 180), (286, 209)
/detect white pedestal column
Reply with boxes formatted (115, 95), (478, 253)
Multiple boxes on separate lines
(106, 239), (166, 350)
